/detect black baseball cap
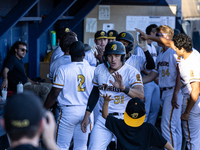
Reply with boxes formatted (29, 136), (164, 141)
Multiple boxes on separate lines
(107, 30), (118, 40)
(69, 41), (85, 57)
(124, 98), (146, 127)
(4, 91), (44, 131)
(57, 27), (71, 39)
(95, 30), (107, 39)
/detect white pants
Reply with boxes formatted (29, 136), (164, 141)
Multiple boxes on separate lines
(88, 114), (122, 150)
(144, 81), (161, 125)
(161, 88), (183, 150)
(182, 94), (200, 150)
(56, 105), (89, 150)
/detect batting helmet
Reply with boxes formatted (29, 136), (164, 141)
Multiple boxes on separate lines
(103, 41), (126, 68)
(116, 32), (134, 53)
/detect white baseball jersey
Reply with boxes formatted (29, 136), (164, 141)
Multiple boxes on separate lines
(84, 50), (97, 67)
(93, 63), (143, 114)
(53, 61), (95, 106)
(134, 44), (157, 73)
(180, 49), (200, 94)
(49, 55), (71, 81)
(50, 46), (64, 64)
(125, 54), (146, 72)
(153, 48), (181, 88)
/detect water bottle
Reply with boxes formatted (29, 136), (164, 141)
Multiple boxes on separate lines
(1, 88), (7, 101)
(17, 82), (23, 94)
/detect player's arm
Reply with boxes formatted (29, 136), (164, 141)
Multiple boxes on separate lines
(137, 36), (155, 69)
(164, 142), (175, 150)
(81, 86), (99, 133)
(142, 71), (158, 84)
(135, 28), (175, 50)
(1, 67), (9, 90)
(44, 87), (62, 109)
(171, 65), (181, 108)
(101, 94), (115, 119)
(144, 50), (155, 69)
(181, 81), (199, 121)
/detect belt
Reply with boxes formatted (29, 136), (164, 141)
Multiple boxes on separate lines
(99, 110), (124, 116)
(161, 87), (174, 91)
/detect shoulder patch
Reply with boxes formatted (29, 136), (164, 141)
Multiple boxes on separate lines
(136, 74), (141, 81)
(190, 70), (194, 77)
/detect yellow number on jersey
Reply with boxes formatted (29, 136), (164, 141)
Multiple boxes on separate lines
(114, 96), (124, 104)
(162, 69), (170, 77)
(78, 75), (85, 92)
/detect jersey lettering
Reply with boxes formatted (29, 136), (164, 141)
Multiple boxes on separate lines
(158, 61), (169, 67)
(99, 84), (121, 92)
(78, 75), (85, 92)
(114, 96), (124, 104)
(162, 69), (170, 77)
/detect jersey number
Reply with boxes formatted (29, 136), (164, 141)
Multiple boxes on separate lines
(114, 96), (124, 104)
(162, 69), (170, 77)
(78, 75), (85, 92)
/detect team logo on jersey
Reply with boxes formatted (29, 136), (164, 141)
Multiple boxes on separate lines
(131, 113), (138, 119)
(65, 28), (70, 32)
(111, 44), (117, 50)
(100, 31), (105, 36)
(109, 32), (113, 36)
(136, 74), (141, 81)
(54, 74), (57, 82)
(190, 70), (194, 77)
(121, 33), (126, 37)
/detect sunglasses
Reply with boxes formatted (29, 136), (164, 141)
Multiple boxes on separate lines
(19, 48), (28, 53)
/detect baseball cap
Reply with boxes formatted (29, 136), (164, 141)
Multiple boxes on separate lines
(107, 30), (118, 40)
(4, 91), (44, 131)
(95, 30), (107, 39)
(69, 41), (85, 57)
(57, 27), (71, 39)
(124, 98), (146, 127)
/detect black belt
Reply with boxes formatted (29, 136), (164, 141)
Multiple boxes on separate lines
(99, 110), (124, 116)
(161, 87), (174, 91)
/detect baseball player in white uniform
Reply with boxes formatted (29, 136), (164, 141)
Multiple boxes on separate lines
(154, 33), (200, 150)
(44, 41), (95, 150)
(116, 31), (155, 73)
(134, 24), (161, 125)
(84, 30), (108, 67)
(135, 25), (183, 150)
(81, 41), (144, 150)
(49, 31), (77, 82)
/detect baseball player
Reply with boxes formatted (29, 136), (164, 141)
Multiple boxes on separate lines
(134, 24), (161, 125)
(107, 30), (118, 42)
(81, 41), (144, 150)
(44, 41), (95, 150)
(49, 31), (77, 82)
(135, 26), (183, 150)
(84, 30), (108, 67)
(116, 31), (155, 73)
(142, 33), (200, 150)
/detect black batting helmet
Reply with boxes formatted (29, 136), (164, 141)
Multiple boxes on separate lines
(116, 32), (134, 53)
(103, 41), (126, 67)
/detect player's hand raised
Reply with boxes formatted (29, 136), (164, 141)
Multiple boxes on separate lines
(100, 93), (114, 102)
(109, 72), (125, 91)
(135, 28), (148, 40)
(94, 45), (104, 61)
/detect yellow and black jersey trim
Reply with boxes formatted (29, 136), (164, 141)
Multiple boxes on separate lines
(131, 81), (143, 86)
(53, 83), (64, 86)
(92, 81), (99, 85)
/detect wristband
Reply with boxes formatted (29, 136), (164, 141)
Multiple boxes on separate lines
(123, 87), (130, 94)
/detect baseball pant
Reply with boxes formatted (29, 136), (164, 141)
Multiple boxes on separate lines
(88, 114), (122, 150)
(161, 88), (183, 150)
(181, 94), (200, 150)
(144, 81), (161, 125)
(56, 105), (90, 150)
